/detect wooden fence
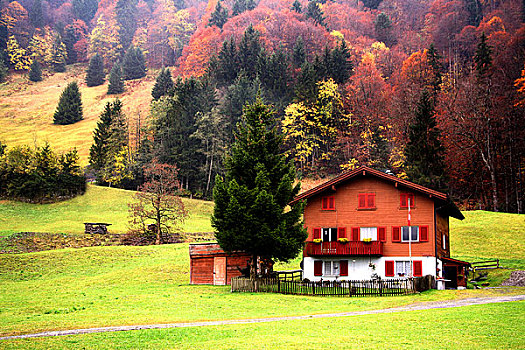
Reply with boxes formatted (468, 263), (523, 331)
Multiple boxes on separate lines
(231, 277), (418, 297)
(471, 259), (499, 270)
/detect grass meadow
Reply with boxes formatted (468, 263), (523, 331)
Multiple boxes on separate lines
(0, 184), (214, 236)
(0, 65), (157, 166)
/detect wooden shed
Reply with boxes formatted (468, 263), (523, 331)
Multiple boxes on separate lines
(189, 243), (251, 285)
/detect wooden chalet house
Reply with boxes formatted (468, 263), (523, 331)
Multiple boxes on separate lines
(290, 166), (469, 289)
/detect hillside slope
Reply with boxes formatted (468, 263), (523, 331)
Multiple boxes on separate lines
(0, 65), (156, 165)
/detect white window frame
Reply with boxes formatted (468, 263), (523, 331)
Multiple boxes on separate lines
(360, 227), (377, 241)
(443, 234), (446, 250)
(401, 226), (419, 242)
(395, 260), (412, 277)
(322, 227), (338, 242)
(323, 260), (340, 276)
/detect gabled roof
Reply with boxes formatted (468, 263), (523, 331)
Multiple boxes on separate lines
(291, 166), (464, 220)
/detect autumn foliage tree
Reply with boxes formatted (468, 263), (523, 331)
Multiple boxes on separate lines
(128, 160), (187, 245)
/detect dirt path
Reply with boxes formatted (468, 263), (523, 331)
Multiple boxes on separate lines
(2, 294), (524, 340)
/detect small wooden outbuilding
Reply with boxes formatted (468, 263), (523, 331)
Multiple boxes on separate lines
(189, 243), (251, 285)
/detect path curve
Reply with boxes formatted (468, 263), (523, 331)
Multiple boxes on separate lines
(2, 294), (524, 340)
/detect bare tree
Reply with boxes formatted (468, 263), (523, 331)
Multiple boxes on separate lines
(128, 160), (187, 244)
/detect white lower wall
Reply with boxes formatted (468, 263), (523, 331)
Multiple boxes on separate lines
(303, 256), (437, 281)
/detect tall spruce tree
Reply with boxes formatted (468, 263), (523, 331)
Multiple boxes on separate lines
(152, 67), (174, 100)
(30, 0), (44, 28)
(0, 59), (7, 82)
(426, 43), (442, 94)
(116, 0), (137, 55)
(405, 91), (446, 191)
(53, 82), (83, 125)
(122, 46), (146, 80)
(107, 62), (125, 94)
(208, 1), (229, 29)
(474, 32), (492, 80)
(29, 60), (43, 82)
(212, 97), (307, 278)
(306, 0), (326, 27)
(292, 36), (306, 67)
(89, 101), (115, 174)
(86, 53), (105, 87)
(237, 25), (262, 80)
(215, 37), (238, 86)
(51, 37), (67, 72)
(375, 12), (395, 47)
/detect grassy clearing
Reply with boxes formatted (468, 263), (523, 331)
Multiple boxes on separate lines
(0, 184), (214, 236)
(0, 243), (523, 338)
(0, 65), (157, 165)
(1, 301), (524, 349)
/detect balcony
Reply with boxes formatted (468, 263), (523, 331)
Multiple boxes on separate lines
(305, 241), (383, 257)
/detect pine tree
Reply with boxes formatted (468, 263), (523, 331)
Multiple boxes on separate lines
(89, 101), (115, 173)
(152, 67), (174, 100)
(375, 12), (395, 47)
(122, 46), (146, 80)
(29, 60), (43, 82)
(30, 0), (44, 28)
(426, 43), (442, 93)
(292, 36), (306, 67)
(116, 0), (137, 54)
(51, 37), (67, 72)
(237, 25), (262, 80)
(329, 39), (353, 84)
(215, 37), (238, 86)
(466, 0), (482, 27)
(212, 97), (307, 278)
(208, 1), (229, 29)
(474, 32), (492, 80)
(53, 82), (83, 125)
(291, 0), (302, 13)
(72, 0), (98, 25)
(85, 54), (105, 87)
(107, 62), (125, 94)
(0, 59), (7, 82)
(362, 0), (382, 9)
(306, 0), (325, 27)
(405, 91), (446, 191)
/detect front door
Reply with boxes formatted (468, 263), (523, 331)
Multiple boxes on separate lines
(213, 257), (226, 285)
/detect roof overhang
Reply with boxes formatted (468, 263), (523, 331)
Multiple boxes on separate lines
(441, 257), (471, 267)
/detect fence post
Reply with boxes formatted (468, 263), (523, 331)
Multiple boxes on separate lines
(277, 278), (280, 293)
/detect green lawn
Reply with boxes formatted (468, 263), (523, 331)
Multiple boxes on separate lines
(0, 184), (214, 236)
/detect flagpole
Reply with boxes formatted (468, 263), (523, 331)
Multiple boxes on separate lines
(408, 197), (412, 278)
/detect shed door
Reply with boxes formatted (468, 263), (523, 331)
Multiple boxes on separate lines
(213, 257), (226, 285)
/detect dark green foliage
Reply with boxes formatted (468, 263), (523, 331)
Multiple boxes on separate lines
(89, 101), (115, 174)
(232, 0), (256, 16)
(0, 25), (8, 67)
(214, 37), (239, 86)
(237, 25), (262, 80)
(152, 67), (174, 100)
(466, 0), (482, 27)
(291, 0), (302, 13)
(63, 26), (80, 64)
(306, 1), (326, 27)
(122, 46), (147, 80)
(405, 91), (447, 191)
(152, 77), (215, 192)
(313, 41), (353, 85)
(212, 98), (307, 275)
(0, 59), (8, 83)
(295, 61), (318, 102)
(474, 32), (492, 79)
(72, 0), (98, 25)
(362, 0), (382, 9)
(292, 36), (306, 67)
(107, 62), (125, 94)
(53, 82), (83, 125)
(116, 0), (138, 54)
(208, 1), (229, 29)
(0, 144), (86, 202)
(427, 44), (442, 93)
(369, 125), (390, 170)
(29, 60), (43, 82)
(85, 54), (105, 87)
(30, 0), (44, 28)
(375, 12), (395, 47)
(258, 45), (291, 103)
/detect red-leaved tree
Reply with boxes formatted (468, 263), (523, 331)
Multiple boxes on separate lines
(128, 160), (187, 245)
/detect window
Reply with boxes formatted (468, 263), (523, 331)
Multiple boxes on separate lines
(389, 260), (423, 277)
(360, 227), (377, 241)
(395, 261), (412, 276)
(323, 261), (340, 276)
(443, 234), (446, 250)
(400, 193), (415, 208)
(322, 228), (337, 242)
(401, 226), (419, 242)
(322, 196), (335, 210)
(358, 193), (376, 209)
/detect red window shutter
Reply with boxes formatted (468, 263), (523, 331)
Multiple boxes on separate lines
(400, 193), (407, 208)
(338, 227), (346, 239)
(413, 261), (423, 277)
(420, 225), (429, 242)
(314, 261), (323, 276)
(385, 261), (394, 277)
(367, 193), (376, 208)
(313, 228), (321, 240)
(392, 226), (401, 242)
(351, 227), (360, 241)
(329, 196), (335, 210)
(408, 194), (415, 208)
(358, 194), (366, 208)
(340, 260), (348, 276)
(378, 227), (386, 242)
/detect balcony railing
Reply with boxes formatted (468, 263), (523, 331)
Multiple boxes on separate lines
(305, 241), (383, 256)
